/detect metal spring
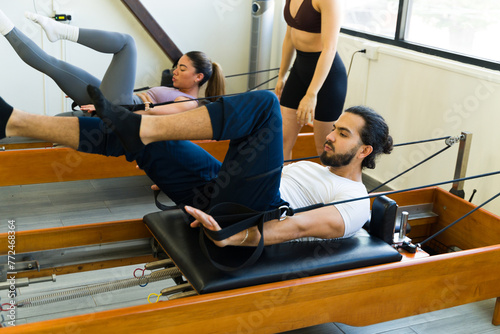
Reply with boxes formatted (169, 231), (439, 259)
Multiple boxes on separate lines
(17, 267), (181, 307)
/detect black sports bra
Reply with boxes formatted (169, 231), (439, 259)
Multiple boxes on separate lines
(284, 0), (321, 33)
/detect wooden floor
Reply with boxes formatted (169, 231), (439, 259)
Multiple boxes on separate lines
(1, 175), (499, 333)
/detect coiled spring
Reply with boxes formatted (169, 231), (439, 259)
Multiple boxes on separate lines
(17, 267), (181, 307)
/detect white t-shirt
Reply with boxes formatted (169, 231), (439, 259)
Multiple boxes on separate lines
(279, 161), (370, 238)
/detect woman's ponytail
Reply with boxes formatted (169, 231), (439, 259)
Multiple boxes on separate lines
(185, 51), (226, 103)
(205, 62), (226, 102)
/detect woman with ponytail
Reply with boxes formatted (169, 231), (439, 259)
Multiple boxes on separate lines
(0, 10), (225, 115)
(133, 51), (226, 114)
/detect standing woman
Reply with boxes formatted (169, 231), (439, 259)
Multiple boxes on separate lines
(275, 0), (347, 160)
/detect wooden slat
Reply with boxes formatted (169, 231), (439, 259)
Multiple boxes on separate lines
(1, 142), (53, 150)
(0, 219), (150, 254)
(14, 255), (156, 280)
(195, 140), (229, 162)
(0, 220), (154, 279)
(380, 187), (437, 207)
(121, 0), (183, 62)
(0, 147), (145, 186)
(407, 222), (435, 241)
(293, 132), (320, 163)
(431, 187), (500, 250)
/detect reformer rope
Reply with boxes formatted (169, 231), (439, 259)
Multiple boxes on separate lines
(285, 155), (321, 163)
(283, 135), (459, 164)
(247, 74), (280, 92)
(226, 67), (280, 79)
(324, 170), (500, 207)
(393, 136), (452, 147)
(115, 67), (284, 111)
(289, 170), (500, 246)
(122, 89), (276, 111)
(368, 145), (452, 193)
(126, 80), (472, 200)
(369, 135), (463, 192)
(131, 67), (280, 99)
(137, 67), (280, 88)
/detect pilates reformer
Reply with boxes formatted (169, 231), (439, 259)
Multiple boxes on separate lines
(0, 65), (287, 187)
(1, 186), (500, 332)
(0, 129), (315, 188)
(1, 131), (500, 332)
(0, 130), (314, 188)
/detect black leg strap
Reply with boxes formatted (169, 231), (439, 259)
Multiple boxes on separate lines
(199, 203), (286, 272)
(154, 189), (179, 211)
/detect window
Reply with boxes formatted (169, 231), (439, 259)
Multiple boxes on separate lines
(341, 0), (500, 69)
(406, 0), (500, 62)
(342, 0), (399, 38)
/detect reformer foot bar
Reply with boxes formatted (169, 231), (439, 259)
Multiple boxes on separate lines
(1, 187), (500, 333)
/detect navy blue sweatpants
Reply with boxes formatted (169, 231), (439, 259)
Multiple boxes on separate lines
(77, 90), (286, 212)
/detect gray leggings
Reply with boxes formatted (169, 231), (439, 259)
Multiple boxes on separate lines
(5, 27), (140, 105)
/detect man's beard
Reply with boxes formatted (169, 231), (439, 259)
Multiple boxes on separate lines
(320, 141), (359, 167)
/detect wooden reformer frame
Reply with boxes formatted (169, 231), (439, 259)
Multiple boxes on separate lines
(0, 130), (317, 187)
(1, 187), (500, 333)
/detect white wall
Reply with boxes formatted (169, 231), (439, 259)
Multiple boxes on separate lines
(0, 0), (286, 115)
(1, 0), (168, 114)
(337, 34), (500, 215)
(142, 0), (286, 94)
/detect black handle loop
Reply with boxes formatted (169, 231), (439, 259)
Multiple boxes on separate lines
(198, 203), (285, 272)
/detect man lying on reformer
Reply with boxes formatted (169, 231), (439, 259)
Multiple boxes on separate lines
(0, 9), (225, 115)
(0, 84), (393, 247)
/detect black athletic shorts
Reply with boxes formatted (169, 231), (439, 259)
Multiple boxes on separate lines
(280, 50), (347, 122)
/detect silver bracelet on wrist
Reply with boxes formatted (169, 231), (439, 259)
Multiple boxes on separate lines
(240, 229), (249, 245)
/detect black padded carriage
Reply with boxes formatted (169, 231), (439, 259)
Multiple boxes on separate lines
(143, 196), (403, 294)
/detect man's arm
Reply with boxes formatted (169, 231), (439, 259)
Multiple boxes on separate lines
(186, 205), (346, 247)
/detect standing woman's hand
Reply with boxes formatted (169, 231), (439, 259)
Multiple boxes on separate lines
(275, 78), (285, 101)
(296, 93), (317, 126)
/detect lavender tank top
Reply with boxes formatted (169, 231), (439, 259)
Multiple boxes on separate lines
(145, 86), (195, 104)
